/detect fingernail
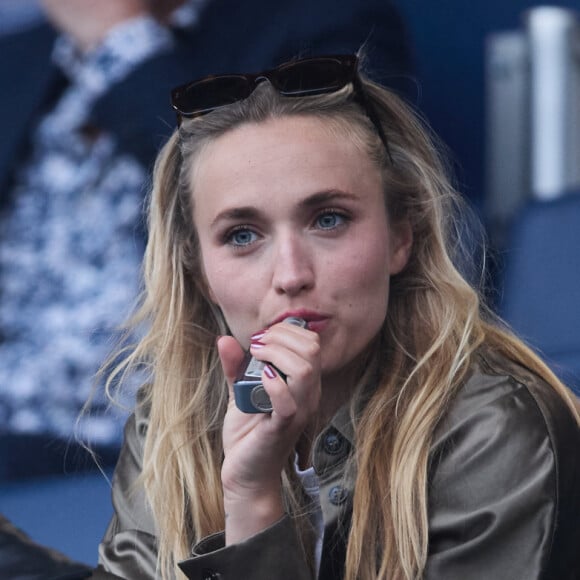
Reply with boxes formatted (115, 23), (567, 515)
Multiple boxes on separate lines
(250, 340), (265, 349)
(251, 330), (266, 341)
(264, 364), (277, 379)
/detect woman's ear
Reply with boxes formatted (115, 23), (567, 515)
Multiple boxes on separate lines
(388, 220), (413, 276)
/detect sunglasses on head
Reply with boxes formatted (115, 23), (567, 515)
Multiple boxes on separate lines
(170, 54), (393, 162)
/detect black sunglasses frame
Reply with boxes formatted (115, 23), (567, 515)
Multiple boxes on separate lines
(171, 54), (393, 163)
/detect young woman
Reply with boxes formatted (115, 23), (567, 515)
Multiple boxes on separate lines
(92, 55), (580, 580)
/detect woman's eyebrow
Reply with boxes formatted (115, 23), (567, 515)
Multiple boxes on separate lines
(211, 206), (263, 228)
(299, 189), (358, 209)
(210, 189), (358, 228)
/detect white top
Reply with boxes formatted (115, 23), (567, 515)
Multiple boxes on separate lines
(295, 456), (324, 575)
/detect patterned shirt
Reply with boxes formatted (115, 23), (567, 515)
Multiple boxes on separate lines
(0, 15), (181, 446)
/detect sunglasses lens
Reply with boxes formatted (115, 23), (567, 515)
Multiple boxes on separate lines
(273, 57), (353, 96)
(171, 56), (357, 121)
(173, 75), (253, 116)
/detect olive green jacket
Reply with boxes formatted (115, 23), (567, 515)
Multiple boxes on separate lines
(91, 348), (580, 579)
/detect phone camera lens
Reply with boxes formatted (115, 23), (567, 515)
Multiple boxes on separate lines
(250, 385), (273, 412)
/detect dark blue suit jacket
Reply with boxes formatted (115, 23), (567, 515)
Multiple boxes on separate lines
(0, 0), (413, 205)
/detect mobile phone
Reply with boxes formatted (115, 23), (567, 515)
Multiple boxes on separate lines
(233, 316), (307, 413)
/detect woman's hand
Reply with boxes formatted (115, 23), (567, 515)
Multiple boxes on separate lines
(216, 321), (321, 544)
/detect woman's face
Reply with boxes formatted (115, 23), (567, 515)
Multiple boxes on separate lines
(192, 115), (411, 380)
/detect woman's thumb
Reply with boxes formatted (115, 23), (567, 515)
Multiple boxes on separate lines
(216, 335), (245, 398)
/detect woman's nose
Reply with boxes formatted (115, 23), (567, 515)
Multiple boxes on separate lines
(271, 234), (315, 296)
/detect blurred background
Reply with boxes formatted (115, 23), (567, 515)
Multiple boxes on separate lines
(400, 0), (580, 394)
(0, 0), (578, 570)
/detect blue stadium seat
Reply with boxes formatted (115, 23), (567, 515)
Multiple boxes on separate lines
(0, 469), (113, 566)
(499, 192), (580, 394)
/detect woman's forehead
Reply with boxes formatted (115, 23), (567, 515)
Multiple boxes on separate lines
(189, 116), (382, 208)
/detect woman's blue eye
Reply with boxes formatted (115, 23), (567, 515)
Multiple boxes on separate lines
(228, 228), (257, 247)
(316, 211), (345, 230)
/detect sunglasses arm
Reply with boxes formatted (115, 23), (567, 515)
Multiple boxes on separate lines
(352, 76), (394, 165)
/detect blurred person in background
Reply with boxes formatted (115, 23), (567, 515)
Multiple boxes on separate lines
(0, 0), (412, 480)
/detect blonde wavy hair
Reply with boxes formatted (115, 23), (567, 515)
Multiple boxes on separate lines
(104, 74), (580, 579)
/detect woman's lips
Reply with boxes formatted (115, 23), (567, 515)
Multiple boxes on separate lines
(272, 310), (330, 333)
(304, 318), (328, 333)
